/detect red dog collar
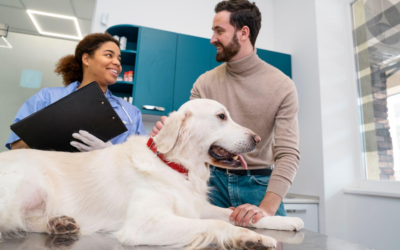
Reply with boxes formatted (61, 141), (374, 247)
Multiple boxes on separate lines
(147, 138), (188, 175)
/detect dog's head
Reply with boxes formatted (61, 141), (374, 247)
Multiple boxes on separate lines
(153, 99), (260, 171)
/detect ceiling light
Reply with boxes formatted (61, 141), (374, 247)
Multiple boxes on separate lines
(27, 9), (83, 40)
(0, 23), (9, 37)
(0, 37), (12, 49)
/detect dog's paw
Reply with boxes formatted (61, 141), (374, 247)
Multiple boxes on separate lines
(280, 217), (304, 231)
(45, 234), (79, 249)
(239, 229), (277, 250)
(255, 216), (304, 231)
(48, 216), (80, 235)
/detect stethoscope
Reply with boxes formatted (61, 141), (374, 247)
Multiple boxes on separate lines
(109, 96), (133, 125)
(75, 85), (133, 125)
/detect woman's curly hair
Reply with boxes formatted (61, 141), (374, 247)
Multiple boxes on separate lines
(55, 33), (120, 86)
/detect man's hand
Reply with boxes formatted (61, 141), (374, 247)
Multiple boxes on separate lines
(229, 204), (272, 227)
(229, 192), (282, 227)
(149, 116), (168, 137)
(70, 130), (112, 152)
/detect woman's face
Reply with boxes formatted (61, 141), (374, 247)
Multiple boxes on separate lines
(84, 41), (122, 86)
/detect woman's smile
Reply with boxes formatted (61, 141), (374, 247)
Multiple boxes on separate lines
(107, 68), (119, 77)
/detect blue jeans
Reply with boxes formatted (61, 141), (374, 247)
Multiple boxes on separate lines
(208, 166), (287, 216)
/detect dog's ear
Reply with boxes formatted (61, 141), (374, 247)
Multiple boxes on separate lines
(155, 111), (186, 154)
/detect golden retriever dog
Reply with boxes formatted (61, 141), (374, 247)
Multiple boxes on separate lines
(0, 99), (303, 249)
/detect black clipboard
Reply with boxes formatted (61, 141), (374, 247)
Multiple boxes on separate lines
(10, 82), (128, 152)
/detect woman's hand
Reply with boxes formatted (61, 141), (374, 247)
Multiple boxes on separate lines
(10, 140), (30, 150)
(70, 130), (112, 152)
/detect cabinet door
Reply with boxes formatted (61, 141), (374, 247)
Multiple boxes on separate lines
(134, 27), (177, 116)
(173, 35), (211, 111)
(257, 49), (292, 78)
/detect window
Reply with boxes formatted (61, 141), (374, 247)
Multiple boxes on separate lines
(352, 0), (400, 181)
(387, 95), (400, 180)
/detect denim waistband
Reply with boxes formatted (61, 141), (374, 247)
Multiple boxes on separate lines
(212, 166), (273, 176)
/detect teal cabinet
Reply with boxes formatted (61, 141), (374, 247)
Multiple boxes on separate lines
(134, 28), (177, 116)
(257, 49), (292, 78)
(173, 35), (211, 111)
(106, 25), (139, 99)
(106, 24), (292, 116)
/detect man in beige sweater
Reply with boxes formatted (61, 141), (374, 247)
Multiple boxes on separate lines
(152, 0), (300, 228)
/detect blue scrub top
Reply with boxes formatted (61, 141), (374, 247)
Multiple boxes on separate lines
(6, 81), (146, 150)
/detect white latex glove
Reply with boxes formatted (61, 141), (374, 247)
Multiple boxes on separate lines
(70, 130), (113, 152)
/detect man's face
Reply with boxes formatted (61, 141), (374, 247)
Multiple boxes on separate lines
(211, 11), (241, 62)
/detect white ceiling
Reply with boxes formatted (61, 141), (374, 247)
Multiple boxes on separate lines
(0, 0), (95, 39)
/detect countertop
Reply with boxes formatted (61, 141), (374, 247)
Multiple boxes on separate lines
(0, 229), (370, 250)
(283, 193), (319, 204)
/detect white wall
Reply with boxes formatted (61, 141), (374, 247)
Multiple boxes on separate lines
(273, 0), (326, 233)
(274, 0), (400, 250)
(344, 194), (400, 250)
(317, 1), (400, 249)
(314, 0), (361, 240)
(0, 32), (77, 152)
(91, 0), (275, 50)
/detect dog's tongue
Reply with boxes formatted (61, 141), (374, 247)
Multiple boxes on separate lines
(238, 154), (247, 170)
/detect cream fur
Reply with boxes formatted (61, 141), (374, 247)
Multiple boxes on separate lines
(0, 99), (303, 249)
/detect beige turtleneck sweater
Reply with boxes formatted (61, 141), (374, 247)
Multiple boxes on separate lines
(190, 49), (300, 199)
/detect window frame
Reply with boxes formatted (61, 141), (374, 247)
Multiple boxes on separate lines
(347, 0), (400, 196)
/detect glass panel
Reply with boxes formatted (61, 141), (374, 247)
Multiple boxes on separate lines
(352, 0), (400, 181)
(0, 0), (95, 152)
(0, 32), (78, 152)
(387, 94), (400, 179)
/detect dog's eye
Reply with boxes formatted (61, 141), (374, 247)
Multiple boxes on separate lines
(218, 114), (226, 120)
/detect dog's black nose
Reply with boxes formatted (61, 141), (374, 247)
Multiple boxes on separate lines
(253, 135), (261, 144)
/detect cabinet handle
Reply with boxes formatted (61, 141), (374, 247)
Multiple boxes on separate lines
(142, 105), (165, 112)
(286, 209), (307, 213)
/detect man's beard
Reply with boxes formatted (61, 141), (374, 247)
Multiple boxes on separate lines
(215, 33), (241, 62)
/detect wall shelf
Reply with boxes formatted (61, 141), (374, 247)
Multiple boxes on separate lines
(122, 50), (137, 53)
(107, 24), (139, 51)
(116, 81), (134, 85)
(108, 83), (133, 98)
(106, 25), (140, 101)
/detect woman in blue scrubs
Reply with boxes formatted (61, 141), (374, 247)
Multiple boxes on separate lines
(6, 33), (146, 151)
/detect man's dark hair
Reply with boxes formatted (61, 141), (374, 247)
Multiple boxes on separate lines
(215, 0), (262, 47)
